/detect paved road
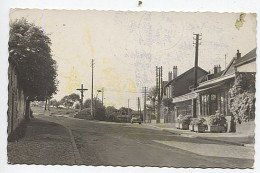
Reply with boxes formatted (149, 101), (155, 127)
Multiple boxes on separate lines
(36, 115), (254, 168)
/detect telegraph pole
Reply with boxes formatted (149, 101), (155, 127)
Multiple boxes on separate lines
(142, 87), (147, 123)
(225, 54), (227, 69)
(192, 33), (202, 118)
(91, 59), (94, 118)
(101, 87), (104, 106)
(128, 99), (130, 121)
(76, 84), (88, 110)
(137, 97), (141, 120)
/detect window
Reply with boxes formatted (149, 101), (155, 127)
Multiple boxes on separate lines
(201, 94), (209, 116)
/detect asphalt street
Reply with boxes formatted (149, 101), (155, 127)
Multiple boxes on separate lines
(36, 115), (254, 168)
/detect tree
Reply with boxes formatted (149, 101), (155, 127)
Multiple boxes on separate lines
(83, 98), (103, 109)
(83, 98), (105, 120)
(119, 107), (133, 115)
(9, 18), (58, 114)
(229, 73), (255, 123)
(147, 86), (158, 118)
(105, 106), (118, 120)
(49, 99), (59, 108)
(60, 93), (80, 109)
(162, 98), (175, 110)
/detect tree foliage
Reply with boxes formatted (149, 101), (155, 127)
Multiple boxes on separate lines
(49, 99), (59, 108)
(105, 106), (118, 119)
(229, 73), (255, 123)
(9, 18), (58, 101)
(60, 93), (80, 108)
(162, 98), (175, 110)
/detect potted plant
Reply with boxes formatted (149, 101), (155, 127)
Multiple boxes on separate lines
(189, 118), (197, 131)
(179, 115), (192, 130)
(176, 114), (184, 129)
(194, 117), (207, 133)
(207, 112), (227, 133)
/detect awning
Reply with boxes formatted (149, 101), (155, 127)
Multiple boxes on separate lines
(197, 73), (235, 89)
(194, 82), (225, 93)
(172, 92), (197, 103)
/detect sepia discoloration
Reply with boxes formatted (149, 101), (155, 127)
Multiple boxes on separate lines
(235, 13), (246, 30)
(7, 9), (256, 168)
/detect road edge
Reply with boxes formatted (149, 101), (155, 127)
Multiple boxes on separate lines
(66, 127), (83, 165)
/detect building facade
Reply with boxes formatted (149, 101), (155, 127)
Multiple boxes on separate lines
(8, 57), (27, 135)
(195, 48), (256, 118)
(162, 66), (208, 123)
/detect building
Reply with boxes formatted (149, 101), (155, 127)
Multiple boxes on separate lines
(8, 57), (27, 136)
(195, 48), (256, 118)
(161, 66), (208, 123)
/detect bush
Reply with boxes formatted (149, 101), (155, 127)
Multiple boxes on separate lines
(190, 118), (198, 125)
(194, 117), (207, 126)
(94, 107), (106, 120)
(74, 108), (93, 120)
(179, 115), (192, 124)
(208, 113), (226, 126)
(177, 114), (184, 123)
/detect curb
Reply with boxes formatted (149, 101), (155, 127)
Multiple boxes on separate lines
(144, 124), (246, 147)
(66, 127), (83, 165)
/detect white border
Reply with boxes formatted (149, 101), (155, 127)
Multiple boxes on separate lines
(0, 0), (259, 173)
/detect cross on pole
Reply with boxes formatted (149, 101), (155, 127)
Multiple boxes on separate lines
(76, 84), (88, 110)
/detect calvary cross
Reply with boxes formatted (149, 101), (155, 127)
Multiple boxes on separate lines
(76, 84), (88, 110)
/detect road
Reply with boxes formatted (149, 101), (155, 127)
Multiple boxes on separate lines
(36, 115), (254, 168)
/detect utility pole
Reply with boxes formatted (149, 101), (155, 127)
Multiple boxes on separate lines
(225, 54), (227, 69)
(76, 84), (88, 110)
(142, 87), (147, 123)
(137, 97), (141, 120)
(128, 99), (130, 122)
(101, 87), (104, 106)
(157, 67), (161, 123)
(156, 66), (163, 123)
(192, 33), (202, 118)
(91, 59), (94, 118)
(160, 66), (163, 99)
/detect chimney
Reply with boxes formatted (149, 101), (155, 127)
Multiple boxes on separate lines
(217, 65), (221, 73)
(213, 65), (218, 74)
(173, 66), (178, 79)
(168, 71), (172, 82)
(236, 50), (241, 59)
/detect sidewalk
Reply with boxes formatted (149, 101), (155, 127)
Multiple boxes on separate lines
(7, 118), (77, 165)
(143, 123), (255, 147)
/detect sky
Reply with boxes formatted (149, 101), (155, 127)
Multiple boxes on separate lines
(9, 9), (256, 109)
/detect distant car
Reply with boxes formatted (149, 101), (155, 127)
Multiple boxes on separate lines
(131, 116), (142, 124)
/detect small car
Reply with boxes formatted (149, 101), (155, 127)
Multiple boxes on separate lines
(131, 116), (142, 124)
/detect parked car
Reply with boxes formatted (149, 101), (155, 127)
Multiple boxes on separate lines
(131, 116), (142, 124)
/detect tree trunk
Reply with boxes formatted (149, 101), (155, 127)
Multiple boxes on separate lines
(45, 98), (48, 110)
(25, 99), (30, 120)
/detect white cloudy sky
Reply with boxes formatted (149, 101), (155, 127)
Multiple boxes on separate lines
(10, 9), (256, 109)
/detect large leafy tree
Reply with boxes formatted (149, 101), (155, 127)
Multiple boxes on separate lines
(9, 18), (58, 102)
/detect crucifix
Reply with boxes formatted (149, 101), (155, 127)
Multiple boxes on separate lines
(76, 84), (88, 110)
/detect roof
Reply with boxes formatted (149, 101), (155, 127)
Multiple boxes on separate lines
(164, 66), (207, 88)
(197, 70), (224, 83)
(234, 48), (257, 67)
